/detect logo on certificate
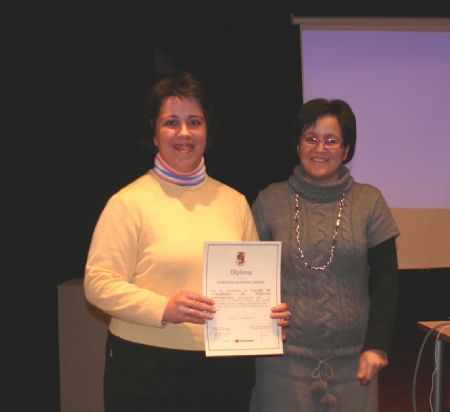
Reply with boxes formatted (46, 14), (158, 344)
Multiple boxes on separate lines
(235, 251), (246, 266)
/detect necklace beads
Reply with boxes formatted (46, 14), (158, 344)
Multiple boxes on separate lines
(294, 192), (345, 271)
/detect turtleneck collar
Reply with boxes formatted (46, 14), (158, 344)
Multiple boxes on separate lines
(288, 165), (353, 202)
(152, 152), (206, 187)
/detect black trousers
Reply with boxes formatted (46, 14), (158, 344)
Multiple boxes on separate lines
(104, 332), (255, 412)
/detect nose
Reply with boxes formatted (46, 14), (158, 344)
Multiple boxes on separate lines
(315, 140), (327, 152)
(178, 122), (192, 136)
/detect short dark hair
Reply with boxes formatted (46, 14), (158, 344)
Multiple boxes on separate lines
(142, 71), (215, 152)
(292, 98), (356, 164)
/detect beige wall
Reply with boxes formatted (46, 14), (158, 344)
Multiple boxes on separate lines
(391, 208), (450, 269)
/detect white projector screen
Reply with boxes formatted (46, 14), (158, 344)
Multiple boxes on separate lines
(292, 18), (450, 269)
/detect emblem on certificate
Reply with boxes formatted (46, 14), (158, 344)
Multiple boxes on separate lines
(203, 241), (283, 357)
(235, 251), (246, 266)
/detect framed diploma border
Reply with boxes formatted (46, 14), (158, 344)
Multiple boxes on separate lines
(203, 241), (283, 357)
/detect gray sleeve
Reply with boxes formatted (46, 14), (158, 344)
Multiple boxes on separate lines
(366, 188), (400, 248)
(251, 192), (272, 241)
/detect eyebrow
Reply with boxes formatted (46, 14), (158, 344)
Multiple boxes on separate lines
(160, 114), (204, 118)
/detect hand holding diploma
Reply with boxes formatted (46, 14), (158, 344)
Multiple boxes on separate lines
(270, 303), (291, 340)
(162, 291), (216, 325)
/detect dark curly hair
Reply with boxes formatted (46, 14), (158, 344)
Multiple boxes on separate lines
(142, 71), (215, 152)
(291, 98), (356, 164)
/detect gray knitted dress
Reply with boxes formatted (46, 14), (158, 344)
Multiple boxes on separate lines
(250, 165), (399, 412)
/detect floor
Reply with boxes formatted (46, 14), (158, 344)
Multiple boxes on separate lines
(378, 327), (450, 412)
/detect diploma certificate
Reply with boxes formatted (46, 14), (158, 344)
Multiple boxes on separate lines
(203, 241), (283, 357)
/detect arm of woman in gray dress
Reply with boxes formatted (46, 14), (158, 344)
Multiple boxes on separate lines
(358, 236), (399, 384)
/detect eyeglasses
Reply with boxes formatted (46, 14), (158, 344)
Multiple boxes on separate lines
(300, 135), (344, 149)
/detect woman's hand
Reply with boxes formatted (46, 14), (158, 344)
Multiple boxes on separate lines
(270, 303), (291, 340)
(162, 291), (216, 325)
(357, 349), (388, 385)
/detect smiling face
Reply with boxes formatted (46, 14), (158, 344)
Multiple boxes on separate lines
(153, 96), (207, 173)
(298, 115), (349, 183)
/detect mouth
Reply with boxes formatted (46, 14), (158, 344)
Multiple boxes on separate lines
(310, 157), (329, 163)
(173, 144), (195, 153)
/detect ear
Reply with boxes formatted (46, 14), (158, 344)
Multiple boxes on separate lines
(296, 143), (302, 162)
(153, 136), (159, 148)
(343, 145), (350, 161)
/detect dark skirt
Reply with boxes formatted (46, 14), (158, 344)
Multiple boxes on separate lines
(104, 331), (255, 412)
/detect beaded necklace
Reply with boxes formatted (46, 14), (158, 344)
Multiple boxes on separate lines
(294, 192), (345, 271)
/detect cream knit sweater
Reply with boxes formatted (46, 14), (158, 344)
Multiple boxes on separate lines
(85, 170), (258, 351)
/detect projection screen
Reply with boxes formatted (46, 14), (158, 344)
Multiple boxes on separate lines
(292, 17), (450, 269)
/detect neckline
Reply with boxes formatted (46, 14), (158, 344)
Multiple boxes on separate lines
(288, 165), (353, 202)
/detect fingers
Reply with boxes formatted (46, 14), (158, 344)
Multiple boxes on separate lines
(357, 358), (371, 385)
(270, 303), (290, 320)
(183, 296), (215, 324)
(277, 317), (291, 327)
(162, 291), (216, 325)
(188, 292), (215, 307)
(272, 310), (291, 321)
(271, 303), (291, 330)
(357, 350), (388, 385)
(270, 303), (291, 341)
(188, 295), (215, 313)
(277, 318), (289, 341)
(271, 303), (289, 313)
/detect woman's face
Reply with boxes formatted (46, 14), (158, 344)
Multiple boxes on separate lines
(298, 115), (349, 183)
(153, 96), (207, 173)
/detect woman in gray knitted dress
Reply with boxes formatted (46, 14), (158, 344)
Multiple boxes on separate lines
(250, 99), (399, 412)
